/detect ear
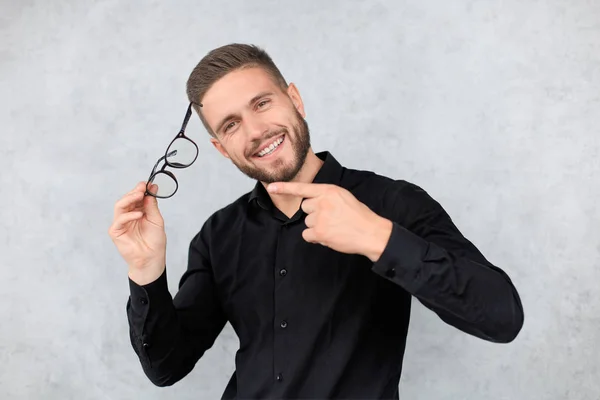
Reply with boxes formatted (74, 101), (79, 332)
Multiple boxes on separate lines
(286, 83), (306, 118)
(210, 138), (231, 159)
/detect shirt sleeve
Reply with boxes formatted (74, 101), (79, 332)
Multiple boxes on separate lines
(371, 181), (524, 343)
(126, 222), (228, 386)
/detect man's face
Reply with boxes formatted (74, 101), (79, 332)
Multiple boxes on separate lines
(201, 67), (311, 184)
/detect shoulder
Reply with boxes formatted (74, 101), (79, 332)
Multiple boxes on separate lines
(341, 165), (434, 202)
(341, 166), (444, 220)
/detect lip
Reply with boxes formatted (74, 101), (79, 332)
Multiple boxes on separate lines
(252, 134), (285, 159)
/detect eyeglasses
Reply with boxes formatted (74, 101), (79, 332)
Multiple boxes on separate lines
(145, 103), (199, 199)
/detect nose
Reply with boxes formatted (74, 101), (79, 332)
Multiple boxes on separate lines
(244, 114), (270, 142)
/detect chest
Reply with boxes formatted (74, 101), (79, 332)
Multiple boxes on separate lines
(210, 216), (380, 333)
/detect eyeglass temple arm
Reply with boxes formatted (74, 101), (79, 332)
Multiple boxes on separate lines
(150, 155), (166, 177)
(147, 148), (177, 181)
(179, 103), (193, 134)
(146, 156), (165, 187)
(145, 102), (193, 191)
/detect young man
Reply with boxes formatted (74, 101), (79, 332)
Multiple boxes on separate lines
(108, 43), (524, 399)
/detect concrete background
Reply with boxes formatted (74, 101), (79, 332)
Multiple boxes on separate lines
(1, 0), (599, 399)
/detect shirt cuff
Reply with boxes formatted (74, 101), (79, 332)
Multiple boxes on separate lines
(128, 268), (172, 316)
(371, 221), (430, 292)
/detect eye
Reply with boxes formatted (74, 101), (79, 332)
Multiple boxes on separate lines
(224, 121), (236, 132)
(257, 99), (270, 108)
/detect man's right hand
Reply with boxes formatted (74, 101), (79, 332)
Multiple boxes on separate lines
(108, 181), (167, 285)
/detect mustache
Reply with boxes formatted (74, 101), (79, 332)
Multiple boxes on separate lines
(248, 128), (288, 156)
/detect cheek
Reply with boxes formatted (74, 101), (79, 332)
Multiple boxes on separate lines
(234, 141), (252, 161)
(221, 138), (245, 158)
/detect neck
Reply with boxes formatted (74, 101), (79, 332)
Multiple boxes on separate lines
(289, 149), (324, 184)
(264, 148), (323, 217)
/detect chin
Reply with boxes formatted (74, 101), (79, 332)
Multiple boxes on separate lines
(237, 130), (310, 183)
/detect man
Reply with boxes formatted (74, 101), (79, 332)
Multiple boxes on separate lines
(108, 43), (524, 399)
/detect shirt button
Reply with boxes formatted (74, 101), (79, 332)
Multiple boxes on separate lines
(142, 342), (150, 349)
(276, 373), (283, 382)
(280, 320), (288, 329)
(279, 269), (287, 277)
(386, 267), (396, 278)
(140, 298), (148, 305)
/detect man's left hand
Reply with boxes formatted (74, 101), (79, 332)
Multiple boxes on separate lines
(267, 182), (393, 262)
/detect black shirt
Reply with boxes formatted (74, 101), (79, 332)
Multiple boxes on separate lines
(126, 151), (524, 399)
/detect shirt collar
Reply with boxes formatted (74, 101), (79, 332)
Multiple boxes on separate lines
(248, 151), (344, 209)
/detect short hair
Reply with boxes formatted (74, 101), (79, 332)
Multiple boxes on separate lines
(186, 43), (288, 137)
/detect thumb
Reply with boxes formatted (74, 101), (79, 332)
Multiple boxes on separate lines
(143, 185), (163, 221)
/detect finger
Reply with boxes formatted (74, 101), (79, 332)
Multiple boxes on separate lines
(109, 210), (144, 235)
(300, 198), (318, 214)
(142, 186), (162, 220)
(267, 182), (328, 198)
(302, 228), (319, 244)
(304, 213), (317, 228)
(146, 183), (159, 196)
(114, 191), (145, 218)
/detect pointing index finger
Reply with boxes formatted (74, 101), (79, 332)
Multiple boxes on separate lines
(267, 182), (326, 198)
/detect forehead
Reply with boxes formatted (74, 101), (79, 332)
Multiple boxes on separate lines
(201, 67), (281, 115)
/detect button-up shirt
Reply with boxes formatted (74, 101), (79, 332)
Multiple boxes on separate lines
(126, 151), (524, 399)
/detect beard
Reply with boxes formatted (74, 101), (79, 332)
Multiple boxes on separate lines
(231, 109), (311, 184)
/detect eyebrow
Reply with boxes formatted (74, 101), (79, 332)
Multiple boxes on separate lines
(215, 91), (275, 134)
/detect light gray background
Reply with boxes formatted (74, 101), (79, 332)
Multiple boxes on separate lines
(1, 0), (598, 399)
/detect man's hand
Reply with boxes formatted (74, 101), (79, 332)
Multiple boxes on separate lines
(267, 182), (393, 262)
(108, 181), (167, 285)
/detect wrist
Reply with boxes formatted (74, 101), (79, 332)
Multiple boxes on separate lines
(128, 263), (165, 286)
(363, 217), (393, 262)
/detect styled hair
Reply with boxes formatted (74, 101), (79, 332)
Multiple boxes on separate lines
(186, 43), (288, 137)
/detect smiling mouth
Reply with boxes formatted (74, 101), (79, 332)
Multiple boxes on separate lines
(253, 134), (285, 158)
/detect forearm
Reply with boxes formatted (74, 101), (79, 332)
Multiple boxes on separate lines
(371, 221), (524, 343)
(127, 269), (226, 386)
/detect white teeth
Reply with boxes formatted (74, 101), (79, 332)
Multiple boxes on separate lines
(257, 137), (284, 157)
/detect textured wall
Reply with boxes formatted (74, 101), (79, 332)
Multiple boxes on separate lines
(1, 0), (599, 399)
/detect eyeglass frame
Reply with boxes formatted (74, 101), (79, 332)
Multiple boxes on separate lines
(145, 102), (200, 199)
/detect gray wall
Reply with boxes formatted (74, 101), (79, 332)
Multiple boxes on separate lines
(1, 0), (599, 399)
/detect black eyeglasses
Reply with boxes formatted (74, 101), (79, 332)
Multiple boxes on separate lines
(145, 103), (199, 199)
